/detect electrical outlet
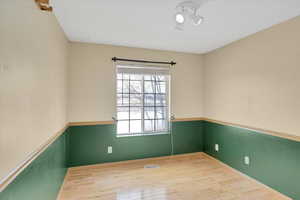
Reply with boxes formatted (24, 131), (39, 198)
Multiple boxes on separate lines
(107, 146), (112, 154)
(244, 156), (250, 165)
(215, 144), (219, 152)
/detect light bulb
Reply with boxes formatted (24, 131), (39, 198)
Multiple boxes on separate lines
(191, 15), (204, 26)
(175, 13), (185, 24)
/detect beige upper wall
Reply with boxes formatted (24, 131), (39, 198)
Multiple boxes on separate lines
(204, 16), (300, 136)
(0, 0), (68, 180)
(68, 43), (204, 122)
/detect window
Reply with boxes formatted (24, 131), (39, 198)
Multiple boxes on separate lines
(116, 64), (170, 136)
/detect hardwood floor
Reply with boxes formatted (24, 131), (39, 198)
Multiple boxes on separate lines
(57, 153), (290, 200)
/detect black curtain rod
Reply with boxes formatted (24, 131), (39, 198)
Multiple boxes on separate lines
(112, 57), (176, 66)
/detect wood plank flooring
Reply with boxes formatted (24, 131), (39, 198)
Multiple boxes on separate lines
(57, 153), (290, 200)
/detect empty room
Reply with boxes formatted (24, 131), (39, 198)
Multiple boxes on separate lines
(1, 0), (300, 199)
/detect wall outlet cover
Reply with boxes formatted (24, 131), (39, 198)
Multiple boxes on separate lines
(108, 146), (112, 154)
(215, 144), (219, 152)
(244, 156), (250, 165)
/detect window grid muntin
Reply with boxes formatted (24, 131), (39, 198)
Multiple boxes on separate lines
(117, 73), (168, 135)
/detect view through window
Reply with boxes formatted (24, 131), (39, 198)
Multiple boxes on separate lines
(116, 65), (169, 136)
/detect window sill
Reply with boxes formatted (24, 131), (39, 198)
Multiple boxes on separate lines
(116, 132), (169, 138)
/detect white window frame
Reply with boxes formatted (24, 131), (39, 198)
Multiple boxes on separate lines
(115, 64), (170, 137)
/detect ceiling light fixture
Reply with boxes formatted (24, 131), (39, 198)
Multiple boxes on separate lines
(175, 13), (185, 24)
(174, 1), (205, 30)
(191, 14), (204, 25)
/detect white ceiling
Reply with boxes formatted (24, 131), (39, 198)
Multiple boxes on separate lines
(51, 0), (300, 54)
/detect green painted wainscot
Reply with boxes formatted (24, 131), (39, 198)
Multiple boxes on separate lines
(204, 121), (300, 200)
(1, 120), (300, 200)
(67, 121), (204, 167)
(0, 129), (69, 200)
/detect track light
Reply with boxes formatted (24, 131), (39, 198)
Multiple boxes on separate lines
(175, 13), (185, 24)
(190, 14), (204, 25)
(174, 1), (204, 30)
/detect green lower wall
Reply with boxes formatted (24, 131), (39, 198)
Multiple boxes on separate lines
(204, 121), (300, 199)
(2, 120), (300, 200)
(67, 121), (204, 167)
(0, 129), (69, 200)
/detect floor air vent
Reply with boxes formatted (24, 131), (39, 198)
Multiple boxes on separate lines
(144, 164), (160, 169)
